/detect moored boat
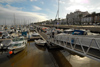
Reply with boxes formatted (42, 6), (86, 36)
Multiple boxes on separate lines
(31, 32), (40, 37)
(34, 39), (46, 46)
(8, 36), (27, 54)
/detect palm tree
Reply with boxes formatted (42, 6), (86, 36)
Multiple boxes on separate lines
(79, 14), (83, 25)
(91, 12), (96, 24)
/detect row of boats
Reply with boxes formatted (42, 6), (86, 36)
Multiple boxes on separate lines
(0, 30), (47, 55)
(1, 24), (99, 55)
(35, 25), (100, 36)
(0, 36), (27, 54)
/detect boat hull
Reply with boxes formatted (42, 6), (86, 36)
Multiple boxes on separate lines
(35, 42), (46, 46)
(34, 40), (46, 46)
(8, 45), (26, 54)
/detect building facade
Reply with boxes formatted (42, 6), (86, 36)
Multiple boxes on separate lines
(66, 10), (89, 25)
(81, 13), (100, 25)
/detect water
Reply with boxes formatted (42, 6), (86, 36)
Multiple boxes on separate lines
(61, 49), (100, 67)
(0, 41), (57, 67)
(0, 41), (100, 67)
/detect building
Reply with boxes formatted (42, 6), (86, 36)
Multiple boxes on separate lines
(81, 14), (92, 25)
(66, 10), (89, 25)
(81, 13), (100, 25)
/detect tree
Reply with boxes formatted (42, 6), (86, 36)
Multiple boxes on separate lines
(79, 14), (83, 25)
(91, 12), (96, 24)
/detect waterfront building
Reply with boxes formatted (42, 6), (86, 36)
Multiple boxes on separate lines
(81, 14), (92, 25)
(66, 10), (89, 25)
(81, 13), (100, 25)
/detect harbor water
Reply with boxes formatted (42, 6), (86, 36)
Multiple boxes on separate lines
(0, 41), (100, 67)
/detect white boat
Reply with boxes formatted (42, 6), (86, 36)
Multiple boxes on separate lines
(63, 29), (74, 34)
(72, 29), (100, 35)
(0, 31), (11, 39)
(12, 36), (27, 45)
(57, 29), (74, 35)
(32, 32), (40, 37)
(60, 29), (99, 36)
(8, 36), (27, 54)
(34, 39), (46, 46)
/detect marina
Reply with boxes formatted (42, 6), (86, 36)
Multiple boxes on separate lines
(0, 25), (100, 67)
(1, 0), (100, 66)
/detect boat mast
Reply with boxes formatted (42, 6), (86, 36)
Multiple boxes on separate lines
(14, 14), (16, 27)
(58, 0), (59, 20)
(5, 19), (6, 26)
(57, 0), (60, 28)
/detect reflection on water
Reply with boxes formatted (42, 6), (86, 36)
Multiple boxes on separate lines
(35, 44), (46, 51)
(0, 41), (100, 67)
(0, 41), (58, 67)
(61, 49), (100, 67)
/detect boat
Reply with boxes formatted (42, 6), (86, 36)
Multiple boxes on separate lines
(34, 39), (46, 46)
(11, 36), (27, 44)
(8, 36), (27, 54)
(8, 42), (26, 54)
(63, 29), (74, 34)
(0, 30), (11, 39)
(31, 32), (40, 37)
(58, 29), (99, 36)
(72, 29), (100, 35)
(0, 40), (12, 50)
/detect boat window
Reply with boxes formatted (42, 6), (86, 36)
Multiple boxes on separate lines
(10, 43), (21, 46)
(13, 37), (24, 41)
(19, 38), (24, 40)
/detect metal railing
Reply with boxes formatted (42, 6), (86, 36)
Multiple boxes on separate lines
(48, 36), (100, 62)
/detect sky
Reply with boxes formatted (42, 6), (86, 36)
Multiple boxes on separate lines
(0, 0), (100, 25)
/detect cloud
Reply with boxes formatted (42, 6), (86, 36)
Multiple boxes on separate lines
(0, 5), (47, 25)
(65, 5), (88, 11)
(41, 2), (44, 4)
(33, 5), (42, 11)
(70, 0), (89, 4)
(59, 1), (65, 4)
(5, 4), (22, 10)
(0, 0), (25, 3)
(63, 0), (100, 14)
(30, 0), (37, 2)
